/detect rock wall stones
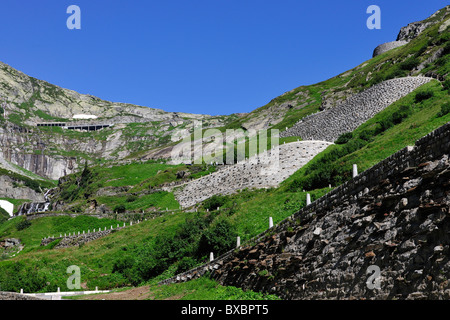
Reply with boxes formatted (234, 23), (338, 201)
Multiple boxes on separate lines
(173, 140), (332, 208)
(161, 121), (450, 300)
(372, 41), (409, 57)
(41, 227), (124, 249)
(280, 77), (433, 142)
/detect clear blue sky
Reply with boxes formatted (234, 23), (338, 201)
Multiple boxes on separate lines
(0, 1), (447, 116)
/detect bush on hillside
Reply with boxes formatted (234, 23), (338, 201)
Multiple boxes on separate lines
(111, 214), (213, 285)
(203, 194), (227, 211)
(399, 57), (420, 71)
(415, 89), (434, 103)
(16, 219), (31, 231)
(443, 79), (450, 92)
(175, 256), (198, 274)
(443, 40), (450, 55)
(0, 262), (48, 292)
(358, 128), (377, 142)
(437, 102), (450, 117)
(197, 219), (237, 259)
(113, 204), (126, 214)
(335, 132), (353, 145)
(392, 105), (413, 124)
(377, 117), (394, 133)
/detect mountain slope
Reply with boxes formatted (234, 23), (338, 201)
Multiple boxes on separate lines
(0, 61), (240, 180)
(0, 5), (449, 299)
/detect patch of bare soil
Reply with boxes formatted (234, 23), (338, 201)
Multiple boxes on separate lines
(81, 286), (153, 300)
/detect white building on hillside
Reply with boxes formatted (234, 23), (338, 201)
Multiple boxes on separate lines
(72, 114), (98, 120)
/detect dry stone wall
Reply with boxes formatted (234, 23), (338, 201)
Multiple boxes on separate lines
(41, 226), (126, 249)
(161, 121), (450, 300)
(280, 77), (433, 142)
(173, 140), (332, 208)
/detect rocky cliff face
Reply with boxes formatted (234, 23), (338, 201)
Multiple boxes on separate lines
(0, 175), (44, 202)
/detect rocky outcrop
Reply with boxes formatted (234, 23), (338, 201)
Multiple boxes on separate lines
(0, 123), (79, 180)
(0, 175), (44, 202)
(173, 140), (332, 207)
(161, 121), (450, 300)
(396, 6), (449, 41)
(280, 77), (433, 142)
(0, 238), (20, 249)
(397, 22), (433, 42)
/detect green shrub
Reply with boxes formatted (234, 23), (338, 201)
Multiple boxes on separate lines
(443, 79), (450, 92)
(197, 219), (237, 259)
(415, 90), (434, 103)
(437, 102), (450, 117)
(385, 67), (408, 81)
(377, 117), (394, 133)
(111, 256), (134, 275)
(113, 204), (126, 214)
(399, 57), (420, 71)
(358, 128), (376, 142)
(111, 214), (213, 285)
(175, 256), (198, 274)
(203, 194), (227, 211)
(287, 179), (303, 192)
(0, 262), (48, 292)
(335, 132), (353, 144)
(68, 204), (83, 213)
(443, 40), (450, 55)
(392, 105), (412, 124)
(126, 195), (138, 203)
(16, 219), (31, 231)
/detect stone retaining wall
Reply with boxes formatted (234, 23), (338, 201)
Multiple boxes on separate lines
(41, 226), (128, 249)
(372, 41), (409, 57)
(280, 77), (433, 142)
(173, 140), (332, 208)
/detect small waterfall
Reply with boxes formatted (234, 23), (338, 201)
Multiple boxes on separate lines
(15, 187), (55, 216)
(44, 189), (51, 202)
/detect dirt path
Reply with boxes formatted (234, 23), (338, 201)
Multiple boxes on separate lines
(80, 286), (153, 300)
